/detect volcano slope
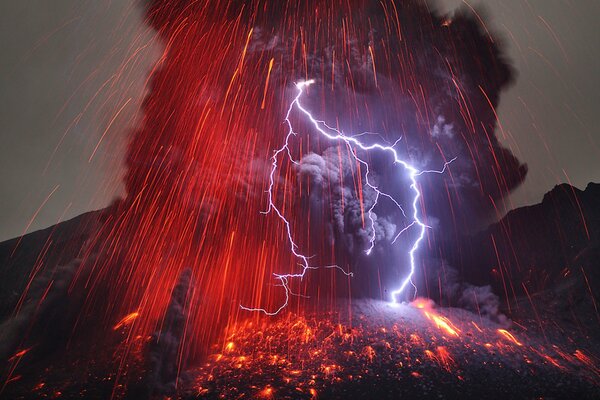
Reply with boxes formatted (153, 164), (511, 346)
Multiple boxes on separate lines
(1, 187), (600, 399)
(2, 297), (600, 399)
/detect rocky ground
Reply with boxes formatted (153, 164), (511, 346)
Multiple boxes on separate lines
(3, 299), (599, 399)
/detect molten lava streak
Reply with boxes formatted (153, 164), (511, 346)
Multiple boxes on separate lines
(412, 298), (461, 337)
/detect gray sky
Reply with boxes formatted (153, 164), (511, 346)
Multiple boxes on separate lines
(435, 0), (600, 212)
(0, 0), (598, 241)
(0, 0), (160, 241)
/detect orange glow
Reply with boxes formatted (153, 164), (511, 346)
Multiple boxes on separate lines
(260, 386), (274, 398)
(425, 312), (461, 337)
(497, 329), (523, 346)
(112, 312), (140, 330)
(411, 298), (460, 337)
(412, 298), (429, 309)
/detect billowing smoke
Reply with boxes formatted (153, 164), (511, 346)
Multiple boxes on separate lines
(433, 260), (509, 325)
(132, 1), (527, 313)
(249, 1), (527, 302)
(296, 147), (400, 255)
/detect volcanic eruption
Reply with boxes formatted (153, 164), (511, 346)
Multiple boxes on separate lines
(114, 0), (528, 346)
(1, 1), (599, 399)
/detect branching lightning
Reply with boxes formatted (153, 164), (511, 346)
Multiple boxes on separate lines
(241, 80), (455, 315)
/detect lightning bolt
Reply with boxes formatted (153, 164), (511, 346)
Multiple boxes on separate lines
(241, 79), (455, 315)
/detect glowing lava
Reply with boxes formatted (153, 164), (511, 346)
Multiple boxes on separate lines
(412, 298), (461, 337)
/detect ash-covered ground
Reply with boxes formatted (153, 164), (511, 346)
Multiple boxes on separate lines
(183, 300), (600, 399)
(3, 298), (599, 399)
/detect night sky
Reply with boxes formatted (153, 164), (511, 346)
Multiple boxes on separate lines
(0, 0), (598, 241)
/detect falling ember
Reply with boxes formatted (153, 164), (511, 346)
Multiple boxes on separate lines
(225, 341), (235, 352)
(497, 329), (523, 347)
(112, 312), (140, 331)
(425, 313), (461, 338)
(425, 346), (455, 372)
(8, 348), (31, 362)
(574, 350), (600, 377)
(259, 386), (274, 398)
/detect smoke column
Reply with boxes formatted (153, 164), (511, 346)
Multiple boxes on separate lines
(70, 0), (527, 362)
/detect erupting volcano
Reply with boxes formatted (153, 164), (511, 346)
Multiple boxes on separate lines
(1, 1), (599, 399)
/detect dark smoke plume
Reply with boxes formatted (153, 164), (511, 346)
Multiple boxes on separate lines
(144, 268), (194, 397)
(434, 261), (509, 325)
(136, 0), (527, 303)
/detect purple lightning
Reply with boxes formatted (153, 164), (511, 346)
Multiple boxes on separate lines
(241, 80), (455, 315)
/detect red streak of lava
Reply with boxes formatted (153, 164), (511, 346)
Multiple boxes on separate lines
(113, 312), (140, 331)
(412, 298), (461, 337)
(497, 328), (523, 346)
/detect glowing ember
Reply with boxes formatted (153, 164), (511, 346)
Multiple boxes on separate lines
(412, 298), (460, 337)
(497, 329), (523, 347)
(180, 302), (600, 398)
(112, 312), (140, 331)
(8, 348), (31, 362)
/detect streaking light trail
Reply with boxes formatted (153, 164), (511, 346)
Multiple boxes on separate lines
(242, 79), (455, 314)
